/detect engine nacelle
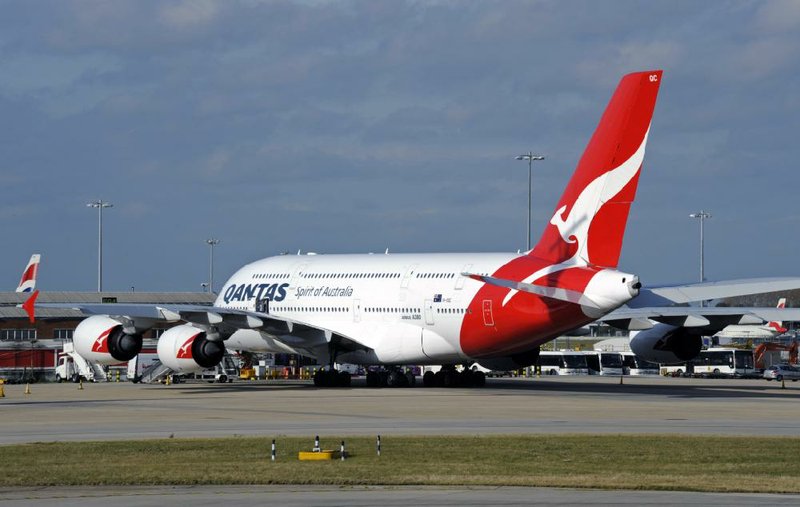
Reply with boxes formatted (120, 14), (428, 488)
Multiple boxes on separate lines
(74, 315), (143, 364)
(478, 347), (540, 372)
(629, 324), (703, 364)
(157, 325), (225, 373)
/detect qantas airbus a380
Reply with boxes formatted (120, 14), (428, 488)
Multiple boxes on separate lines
(30, 70), (800, 387)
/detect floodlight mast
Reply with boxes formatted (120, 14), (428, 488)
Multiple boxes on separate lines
(515, 153), (545, 251)
(86, 200), (113, 292)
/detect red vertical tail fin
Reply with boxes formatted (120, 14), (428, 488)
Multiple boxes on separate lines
(531, 71), (662, 268)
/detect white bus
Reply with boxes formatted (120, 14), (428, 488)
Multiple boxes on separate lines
(585, 351), (624, 376)
(691, 347), (756, 377)
(537, 351), (589, 375)
(621, 352), (659, 375)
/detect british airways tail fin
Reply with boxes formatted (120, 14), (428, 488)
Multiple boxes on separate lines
(767, 297), (788, 334)
(531, 70), (663, 268)
(16, 254), (41, 293)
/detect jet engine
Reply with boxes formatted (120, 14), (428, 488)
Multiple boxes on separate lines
(629, 323), (703, 365)
(478, 347), (541, 372)
(73, 315), (143, 364)
(157, 325), (225, 373)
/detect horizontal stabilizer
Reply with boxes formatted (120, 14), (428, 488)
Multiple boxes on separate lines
(464, 273), (601, 309)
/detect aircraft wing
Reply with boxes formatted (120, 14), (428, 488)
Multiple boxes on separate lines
(598, 276), (800, 331)
(30, 300), (372, 356)
(629, 277), (800, 308)
(601, 306), (800, 331)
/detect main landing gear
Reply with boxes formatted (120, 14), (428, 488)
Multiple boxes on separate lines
(366, 368), (416, 388)
(422, 365), (485, 388)
(313, 344), (352, 388)
(313, 368), (351, 388)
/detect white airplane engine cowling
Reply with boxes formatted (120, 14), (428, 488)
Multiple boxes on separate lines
(629, 323), (703, 365)
(73, 315), (143, 364)
(157, 325), (225, 373)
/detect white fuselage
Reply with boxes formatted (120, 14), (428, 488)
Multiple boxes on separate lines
(217, 252), (516, 364)
(214, 252), (635, 365)
(714, 324), (781, 340)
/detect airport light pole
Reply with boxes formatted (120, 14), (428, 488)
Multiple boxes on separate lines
(689, 210), (712, 307)
(689, 210), (712, 282)
(515, 152), (545, 251)
(87, 200), (113, 292)
(206, 238), (220, 294)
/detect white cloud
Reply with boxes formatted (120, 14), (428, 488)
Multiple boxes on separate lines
(158, 0), (220, 30)
(755, 0), (800, 34)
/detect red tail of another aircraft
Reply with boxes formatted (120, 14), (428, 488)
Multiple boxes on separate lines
(16, 254), (40, 293)
(531, 70), (662, 268)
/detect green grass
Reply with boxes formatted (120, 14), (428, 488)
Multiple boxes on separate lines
(3, 435), (799, 493)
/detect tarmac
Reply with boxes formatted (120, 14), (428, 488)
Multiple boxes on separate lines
(3, 375), (800, 505)
(2, 376), (800, 443)
(1, 485), (799, 507)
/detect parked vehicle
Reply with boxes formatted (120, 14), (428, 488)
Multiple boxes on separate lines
(55, 342), (107, 382)
(585, 351), (624, 375)
(538, 351), (589, 375)
(621, 352), (659, 375)
(692, 347), (756, 377)
(763, 364), (800, 382)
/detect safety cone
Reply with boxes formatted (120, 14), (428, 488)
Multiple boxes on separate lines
(24, 383), (31, 395)
(78, 378), (84, 390)
(619, 375), (624, 385)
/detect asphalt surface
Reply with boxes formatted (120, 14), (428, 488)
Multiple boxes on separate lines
(2, 376), (799, 443)
(1, 485), (799, 506)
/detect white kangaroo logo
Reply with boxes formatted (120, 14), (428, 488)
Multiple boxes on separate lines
(178, 335), (197, 358)
(502, 127), (650, 307)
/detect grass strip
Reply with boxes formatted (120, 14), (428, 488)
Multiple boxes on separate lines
(2, 434), (799, 493)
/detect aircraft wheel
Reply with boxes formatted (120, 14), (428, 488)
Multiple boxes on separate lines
(387, 370), (406, 387)
(442, 371), (457, 388)
(337, 371), (351, 387)
(422, 371), (436, 387)
(405, 371), (416, 387)
(366, 370), (379, 387)
(472, 370), (486, 387)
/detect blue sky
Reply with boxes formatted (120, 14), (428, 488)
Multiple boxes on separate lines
(1, 0), (799, 292)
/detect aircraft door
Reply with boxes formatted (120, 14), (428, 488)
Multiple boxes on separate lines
(424, 299), (435, 325)
(290, 263), (308, 286)
(401, 263), (418, 289)
(353, 299), (361, 323)
(455, 264), (472, 290)
(482, 299), (495, 326)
